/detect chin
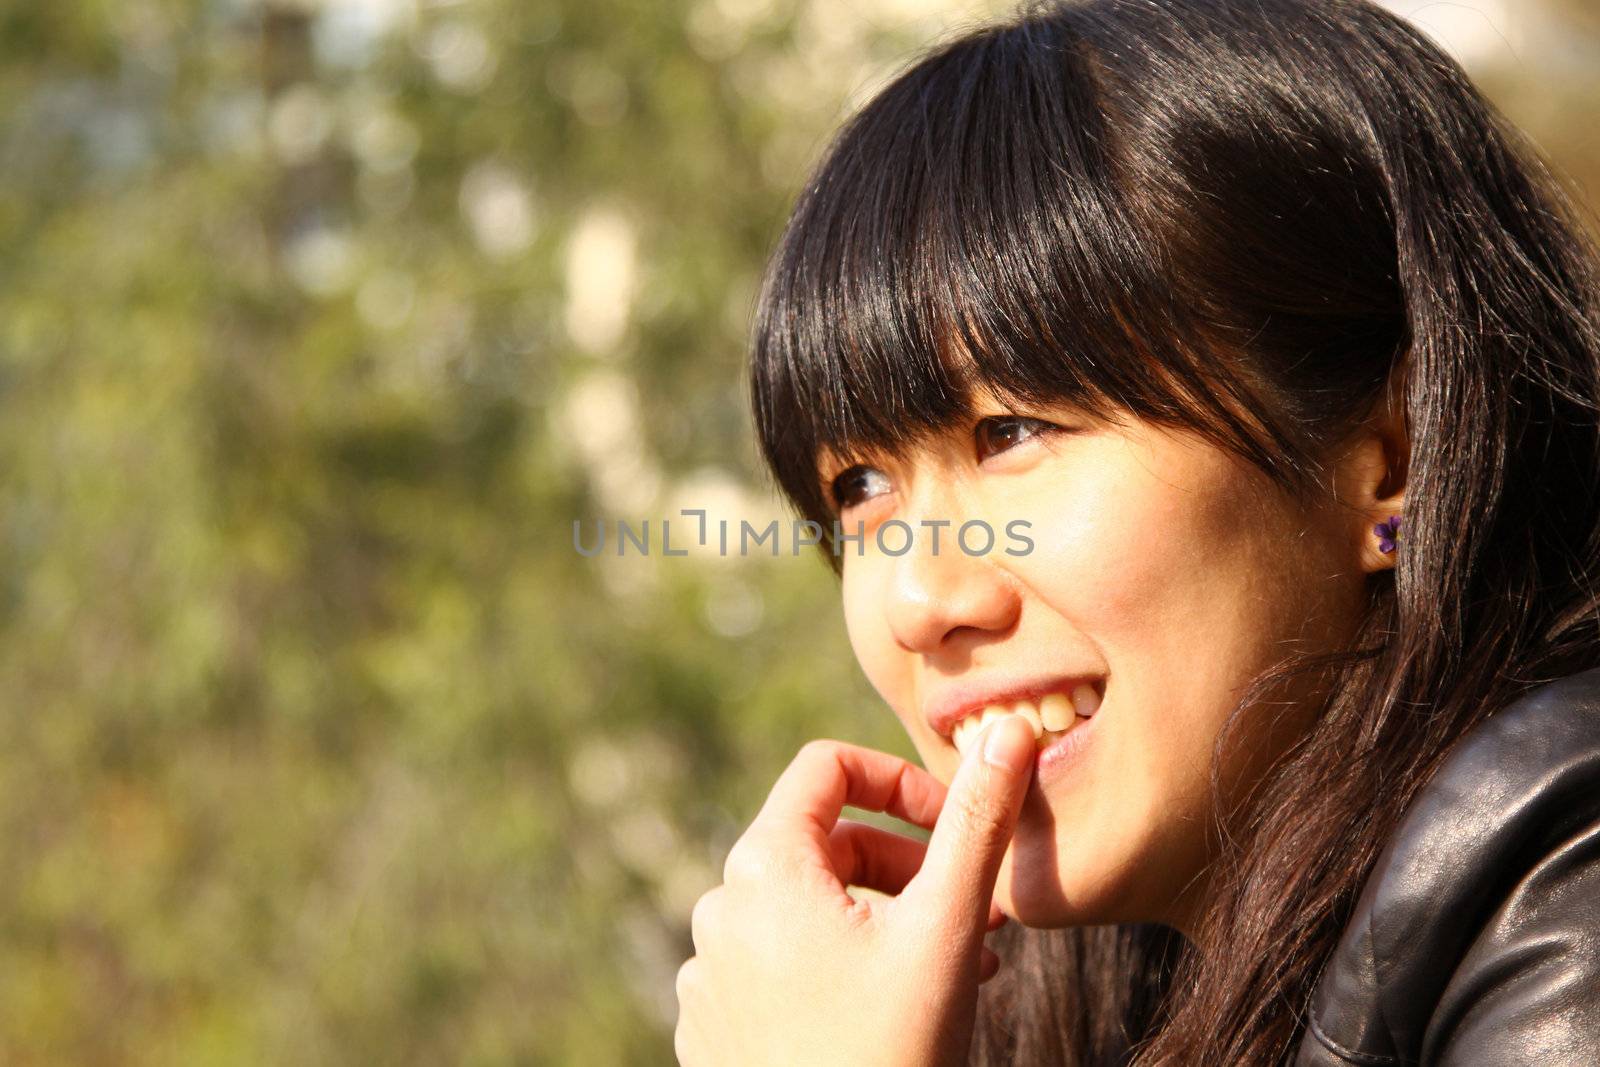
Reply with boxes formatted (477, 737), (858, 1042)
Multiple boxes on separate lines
(994, 832), (1081, 927)
(996, 809), (1157, 929)
(988, 782), (1090, 926)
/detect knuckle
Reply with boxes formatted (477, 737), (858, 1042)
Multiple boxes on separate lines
(721, 839), (768, 886)
(723, 838), (784, 889)
(951, 789), (1010, 841)
(689, 887), (722, 951)
(674, 960), (701, 1065)
(674, 956), (697, 1007)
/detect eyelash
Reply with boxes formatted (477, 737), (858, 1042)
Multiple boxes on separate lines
(827, 416), (1061, 512)
(974, 415), (1057, 463)
(828, 465), (889, 513)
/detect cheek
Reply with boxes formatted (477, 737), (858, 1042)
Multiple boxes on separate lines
(1019, 455), (1280, 765)
(840, 564), (889, 683)
(840, 567), (912, 716)
(840, 561), (956, 779)
(1009, 450), (1240, 630)
(990, 444), (1289, 919)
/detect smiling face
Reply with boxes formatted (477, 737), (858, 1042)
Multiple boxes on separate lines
(825, 394), (1397, 940)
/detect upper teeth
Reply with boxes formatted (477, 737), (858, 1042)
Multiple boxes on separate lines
(950, 683), (1101, 754)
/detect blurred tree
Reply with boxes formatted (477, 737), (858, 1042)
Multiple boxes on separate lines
(0, 0), (1591, 1063)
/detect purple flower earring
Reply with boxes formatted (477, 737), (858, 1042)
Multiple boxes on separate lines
(1374, 514), (1402, 554)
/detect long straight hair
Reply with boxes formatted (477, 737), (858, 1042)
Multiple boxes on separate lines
(747, 0), (1600, 1062)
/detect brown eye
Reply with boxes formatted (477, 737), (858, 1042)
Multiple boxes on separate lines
(830, 464), (890, 511)
(975, 416), (1055, 461)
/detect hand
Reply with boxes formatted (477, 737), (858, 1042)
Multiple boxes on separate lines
(674, 715), (1037, 1067)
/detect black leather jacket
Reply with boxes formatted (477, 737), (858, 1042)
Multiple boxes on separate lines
(1294, 664), (1600, 1065)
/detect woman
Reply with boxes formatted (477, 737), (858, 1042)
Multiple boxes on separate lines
(673, 0), (1600, 1062)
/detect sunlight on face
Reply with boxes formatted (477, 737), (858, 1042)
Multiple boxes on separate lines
(828, 400), (1373, 936)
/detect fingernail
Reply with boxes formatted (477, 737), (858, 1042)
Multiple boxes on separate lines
(982, 715), (1034, 774)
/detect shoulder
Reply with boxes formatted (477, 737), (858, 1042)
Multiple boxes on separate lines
(1296, 664), (1600, 1066)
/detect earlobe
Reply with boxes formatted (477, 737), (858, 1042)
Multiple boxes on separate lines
(1355, 449), (1406, 574)
(1363, 510), (1403, 573)
(1340, 390), (1409, 575)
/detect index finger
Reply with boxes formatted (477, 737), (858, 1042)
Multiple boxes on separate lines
(754, 739), (948, 843)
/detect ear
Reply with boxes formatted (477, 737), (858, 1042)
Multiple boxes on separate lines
(1333, 383), (1409, 575)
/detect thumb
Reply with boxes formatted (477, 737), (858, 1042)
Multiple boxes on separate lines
(900, 714), (1035, 939)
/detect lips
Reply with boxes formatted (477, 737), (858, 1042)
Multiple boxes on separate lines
(947, 683), (1102, 754)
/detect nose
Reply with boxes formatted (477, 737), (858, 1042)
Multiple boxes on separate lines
(883, 522), (1022, 655)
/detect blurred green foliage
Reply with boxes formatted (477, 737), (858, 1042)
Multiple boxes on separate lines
(0, 0), (1594, 1063)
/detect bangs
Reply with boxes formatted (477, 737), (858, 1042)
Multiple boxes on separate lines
(748, 14), (1290, 556)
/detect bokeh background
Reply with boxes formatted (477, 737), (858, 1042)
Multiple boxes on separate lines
(1, 0), (1595, 1062)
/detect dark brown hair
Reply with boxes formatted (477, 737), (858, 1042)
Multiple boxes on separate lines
(747, 0), (1600, 1062)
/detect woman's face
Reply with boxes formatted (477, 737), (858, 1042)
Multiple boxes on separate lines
(827, 392), (1391, 939)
